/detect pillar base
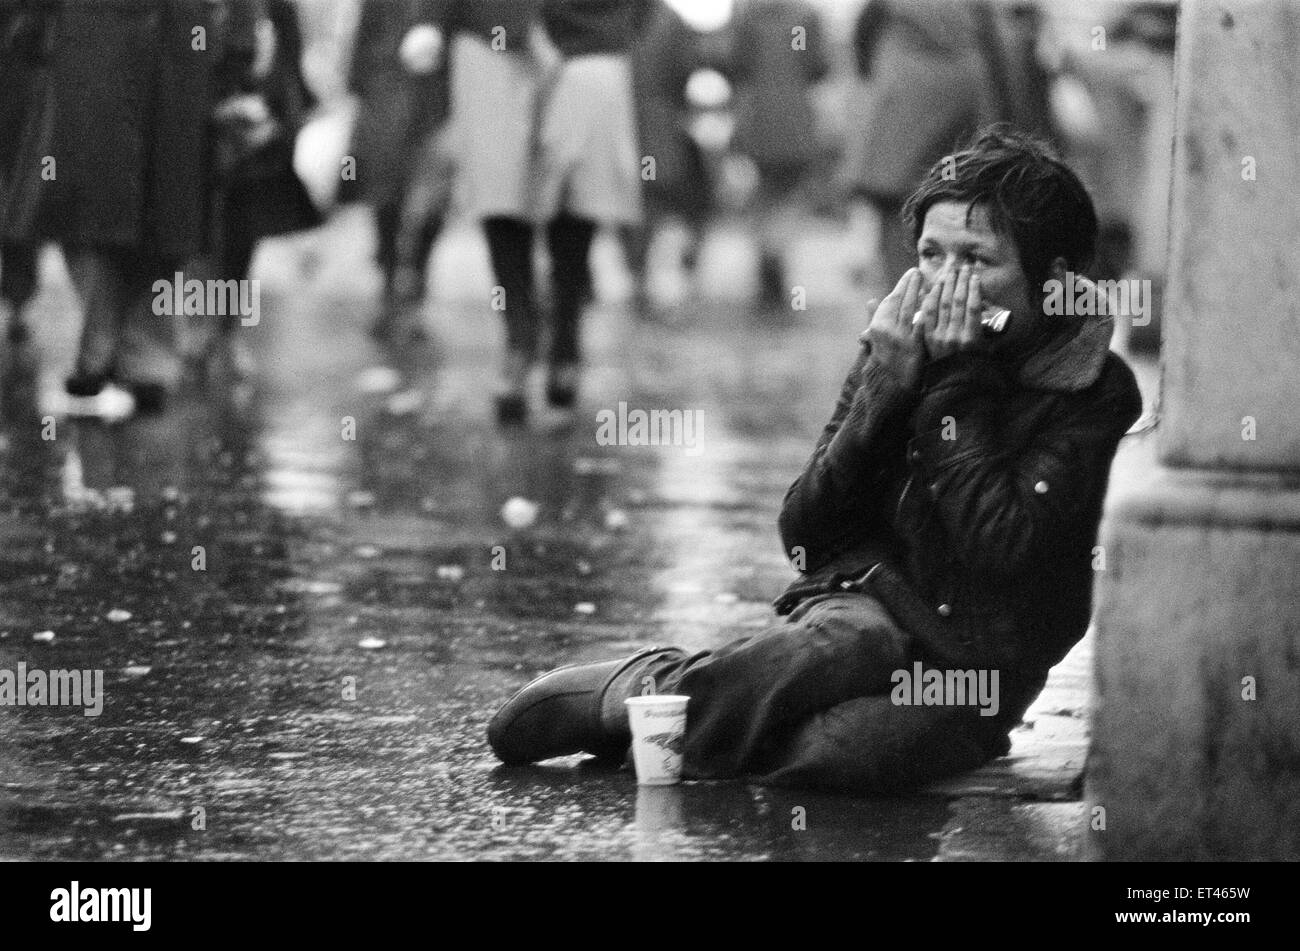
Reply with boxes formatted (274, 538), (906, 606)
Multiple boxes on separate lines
(1087, 465), (1300, 860)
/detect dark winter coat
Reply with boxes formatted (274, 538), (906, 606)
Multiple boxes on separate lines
(0, 2), (43, 191)
(344, 0), (453, 208)
(540, 0), (654, 56)
(218, 0), (322, 246)
(849, 0), (1005, 203)
(0, 0), (259, 260)
(630, 0), (709, 217)
(727, 0), (829, 172)
(776, 314), (1142, 677)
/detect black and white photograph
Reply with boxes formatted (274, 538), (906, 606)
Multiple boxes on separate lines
(0, 0), (1290, 912)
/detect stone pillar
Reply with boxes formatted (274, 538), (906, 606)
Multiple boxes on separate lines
(1088, 0), (1300, 860)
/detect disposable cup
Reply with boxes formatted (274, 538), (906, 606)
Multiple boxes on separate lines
(625, 695), (689, 785)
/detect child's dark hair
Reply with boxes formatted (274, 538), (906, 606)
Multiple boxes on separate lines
(902, 127), (1098, 294)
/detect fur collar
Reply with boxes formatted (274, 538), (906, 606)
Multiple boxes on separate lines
(1017, 313), (1114, 393)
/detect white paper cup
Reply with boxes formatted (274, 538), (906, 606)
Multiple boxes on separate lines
(625, 695), (689, 785)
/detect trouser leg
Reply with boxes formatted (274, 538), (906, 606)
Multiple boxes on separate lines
(544, 213), (596, 366)
(753, 672), (1042, 794)
(374, 201), (401, 297)
(406, 209), (443, 297)
(1, 241), (38, 308)
(616, 591), (1038, 789)
(483, 216), (539, 362)
(64, 245), (127, 378)
(636, 593), (916, 780)
(115, 251), (181, 387)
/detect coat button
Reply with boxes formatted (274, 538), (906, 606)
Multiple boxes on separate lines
(1034, 480), (1049, 494)
(937, 603), (952, 617)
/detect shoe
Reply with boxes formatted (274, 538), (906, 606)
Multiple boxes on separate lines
(494, 349), (531, 425)
(122, 380), (168, 415)
(494, 393), (527, 425)
(487, 646), (687, 765)
(545, 362), (580, 409)
(758, 252), (786, 310)
(65, 366), (111, 398)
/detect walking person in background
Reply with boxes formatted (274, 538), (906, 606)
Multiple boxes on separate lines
(847, 0), (1013, 286)
(453, 0), (652, 424)
(205, 0), (323, 378)
(0, 0), (47, 347)
(345, 0), (455, 341)
(446, 0), (547, 422)
(1, 0), (260, 414)
(622, 0), (713, 316)
(727, 0), (829, 311)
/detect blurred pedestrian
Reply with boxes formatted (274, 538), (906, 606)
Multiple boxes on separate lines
(998, 1), (1059, 148)
(1, 0), (261, 413)
(622, 0), (713, 314)
(0, 0), (52, 346)
(1058, 2), (1176, 352)
(727, 0), (829, 310)
(445, 0), (546, 422)
(847, 0), (1014, 286)
(452, 0), (652, 424)
(204, 0), (323, 375)
(345, 0), (455, 340)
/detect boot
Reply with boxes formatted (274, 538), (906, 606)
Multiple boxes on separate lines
(758, 252), (786, 311)
(487, 646), (688, 765)
(544, 361), (580, 409)
(494, 349), (531, 425)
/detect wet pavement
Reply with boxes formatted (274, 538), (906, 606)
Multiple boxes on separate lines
(0, 210), (1158, 861)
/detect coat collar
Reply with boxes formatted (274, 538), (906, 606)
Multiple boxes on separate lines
(1017, 313), (1114, 393)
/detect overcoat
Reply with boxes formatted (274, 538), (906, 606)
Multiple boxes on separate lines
(1, 0), (255, 260)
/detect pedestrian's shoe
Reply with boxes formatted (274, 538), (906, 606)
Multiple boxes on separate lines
(122, 380), (168, 415)
(758, 253), (786, 311)
(65, 365), (111, 398)
(494, 349), (530, 426)
(545, 362), (581, 409)
(494, 394), (527, 425)
(487, 646), (688, 766)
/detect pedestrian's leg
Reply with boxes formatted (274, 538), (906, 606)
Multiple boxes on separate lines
(206, 237), (258, 382)
(1, 241), (39, 341)
(408, 210), (444, 298)
(544, 212), (597, 407)
(63, 245), (127, 395)
(753, 167), (799, 310)
(620, 221), (651, 316)
(374, 201), (401, 300)
(483, 216), (538, 423)
(115, 251), (182, 412)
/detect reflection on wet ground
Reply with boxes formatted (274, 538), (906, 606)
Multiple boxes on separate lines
(0, 223), (1154, 860)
